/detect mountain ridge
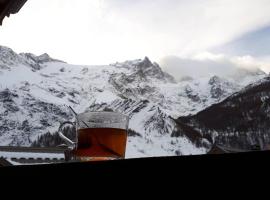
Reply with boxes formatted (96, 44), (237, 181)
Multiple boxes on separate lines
(174, 76), (270, 150)
(0, 45), (267, 157)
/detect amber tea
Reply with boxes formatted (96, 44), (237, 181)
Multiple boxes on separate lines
(58, 111), (129, 161)
(74, 128), (127, 159)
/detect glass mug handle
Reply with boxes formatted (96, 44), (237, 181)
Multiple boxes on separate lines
(58, 121), (76, 149)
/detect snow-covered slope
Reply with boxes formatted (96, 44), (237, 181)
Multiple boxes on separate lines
(0, 45), (266, 157)
(174, 76), (270, 150)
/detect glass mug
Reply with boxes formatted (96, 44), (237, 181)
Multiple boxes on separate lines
(58, 111), (129, 162)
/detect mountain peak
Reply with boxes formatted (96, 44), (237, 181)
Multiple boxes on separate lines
(209, 75), (222, 85)
(0, 45), (13, 53)
(136, 56), (153, 69)
(37, 53), (56, 63)
(0, 45), (22, 65)
(20, 52), (63, 64)
(136, 57), (175, 83)
(143, 56), (151, 63)
(0, 45), (64, 70)
(233, 67), (266, 79)
(111, 57), (176, 83)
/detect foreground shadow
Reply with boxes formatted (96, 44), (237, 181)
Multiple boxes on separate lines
(1, 151), (270, 181)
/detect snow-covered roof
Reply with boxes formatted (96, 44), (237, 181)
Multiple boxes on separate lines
(0, 146), (66, 165)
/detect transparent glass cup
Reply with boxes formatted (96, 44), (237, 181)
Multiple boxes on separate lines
(58, 111), (129, 162)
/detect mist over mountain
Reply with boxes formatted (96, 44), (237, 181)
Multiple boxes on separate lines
(160, 54), (267, 81)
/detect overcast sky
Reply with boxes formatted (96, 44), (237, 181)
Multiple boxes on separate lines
(1, 0), (270, 77)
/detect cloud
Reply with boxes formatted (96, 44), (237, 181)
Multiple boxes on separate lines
(104, 0), (270, 57)
(159, 52), (270, 81)
(1, 0), (270, 65)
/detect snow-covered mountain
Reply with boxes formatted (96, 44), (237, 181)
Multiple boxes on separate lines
(0, 45), (267, 157)
(174, 76), (270, 150)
